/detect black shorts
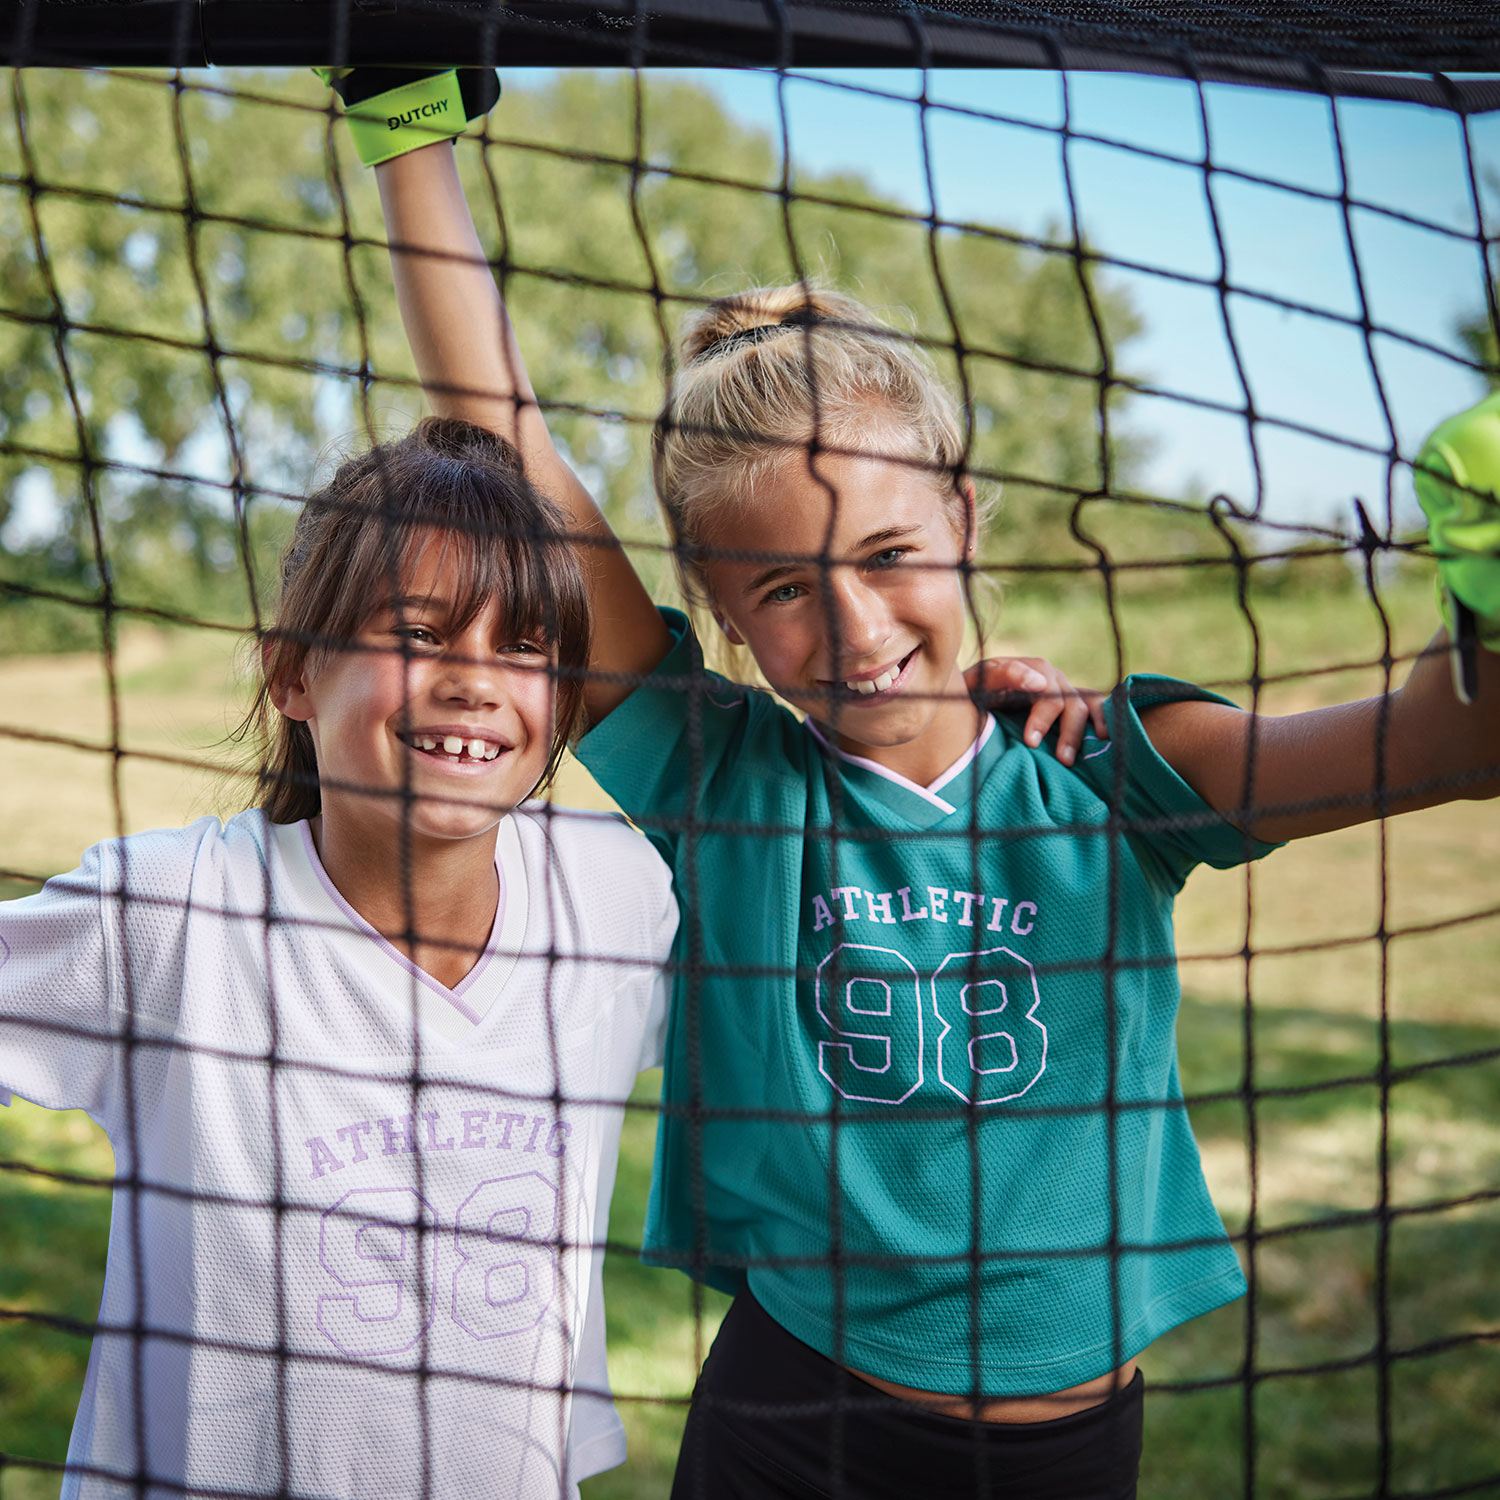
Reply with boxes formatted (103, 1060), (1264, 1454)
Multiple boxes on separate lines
(670, 1294), (1144, 1500)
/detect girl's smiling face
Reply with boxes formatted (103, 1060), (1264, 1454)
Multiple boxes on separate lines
(274, 537), (558, 848)
(701, 448), (984, 786)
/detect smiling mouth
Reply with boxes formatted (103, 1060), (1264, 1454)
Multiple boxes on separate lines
(400, 732), (507, 763)
(823, 649), (918, 701)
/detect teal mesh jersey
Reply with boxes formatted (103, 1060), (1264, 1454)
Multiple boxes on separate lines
(578, 611), (1279, 1396)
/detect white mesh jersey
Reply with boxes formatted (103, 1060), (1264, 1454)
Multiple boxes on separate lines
(0, 803), (676, 1500)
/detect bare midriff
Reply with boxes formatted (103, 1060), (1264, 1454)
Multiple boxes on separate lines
(847, 1358), (1137, 1424)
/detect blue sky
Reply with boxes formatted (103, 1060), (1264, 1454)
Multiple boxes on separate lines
(681, 66), (1499, 532)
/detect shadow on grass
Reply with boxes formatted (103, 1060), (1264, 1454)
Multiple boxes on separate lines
(1177, 991), (1500, 1109)
(1141, 993), (1500, 1499)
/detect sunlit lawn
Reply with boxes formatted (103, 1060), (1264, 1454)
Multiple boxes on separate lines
(2, 569), (1497, 1498)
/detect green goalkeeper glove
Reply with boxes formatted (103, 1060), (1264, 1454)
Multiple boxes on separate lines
(316, 67), (500, 167)
(1414, 389), (1500, 703)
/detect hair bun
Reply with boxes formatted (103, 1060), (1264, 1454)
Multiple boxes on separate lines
(414, 415), (524, 473)
(679, 285), (869, 365)
(693, 308), (822, 363)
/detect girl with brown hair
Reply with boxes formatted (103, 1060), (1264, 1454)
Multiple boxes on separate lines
(0, 417), (678, 1499)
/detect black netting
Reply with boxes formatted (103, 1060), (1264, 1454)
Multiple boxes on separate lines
(1, 7), (1498, 1500)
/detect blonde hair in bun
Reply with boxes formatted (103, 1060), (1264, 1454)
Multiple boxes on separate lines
(652, 285), (989, 607)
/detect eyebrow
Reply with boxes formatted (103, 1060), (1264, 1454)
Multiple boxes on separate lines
(382, 594), (452, 615)
(743, 524), (925, 594)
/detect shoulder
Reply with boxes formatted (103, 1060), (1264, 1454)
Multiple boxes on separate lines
(1104, 676), (1251, 800)
(580, 608), (806, 774)
(90, 815), (233, 891)
(16, 815), (274, 1025)
(83, 814), (283, 949)
(1083, 676), (1245, 775)
(100, 812), (270, 889)
(511, 802), (675, 941)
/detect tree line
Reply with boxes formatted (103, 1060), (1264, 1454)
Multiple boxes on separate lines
(4, 69), (1487, 654)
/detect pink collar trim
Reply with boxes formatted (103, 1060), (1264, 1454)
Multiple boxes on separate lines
(297, 822), (503, 1024)
(804, 715), (995, 814)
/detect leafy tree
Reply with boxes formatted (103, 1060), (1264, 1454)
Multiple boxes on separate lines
(0, 70), (355, 643)
(1458, 298), (1498, 390)
(1454, 170), (1499, 389)
(0, 68), (1144, 649)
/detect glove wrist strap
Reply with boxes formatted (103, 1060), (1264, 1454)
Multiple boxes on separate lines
(341, 70), (469, 167)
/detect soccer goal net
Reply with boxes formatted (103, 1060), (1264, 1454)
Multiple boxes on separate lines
(1, 5), (1498, 1498)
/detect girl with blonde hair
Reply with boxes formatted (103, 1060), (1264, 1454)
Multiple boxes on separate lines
(360, 79), (1500, 1500)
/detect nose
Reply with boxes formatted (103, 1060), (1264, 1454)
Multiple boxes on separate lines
(431, 639), (502, 709)
(824, 569), (890, 667)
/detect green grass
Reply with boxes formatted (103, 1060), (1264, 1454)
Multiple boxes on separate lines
(2, 575), (1497, 1498)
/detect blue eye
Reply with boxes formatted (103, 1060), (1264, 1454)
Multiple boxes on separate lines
(765, 583), (803, 605)
(870, 547), (907, 569)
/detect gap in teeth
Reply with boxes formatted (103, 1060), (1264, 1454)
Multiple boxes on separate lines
(413, 734), (498, 760)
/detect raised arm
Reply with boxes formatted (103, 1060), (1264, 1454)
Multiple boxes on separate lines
(374, 139), (670, 721)
(1140, 632), (1500, 843)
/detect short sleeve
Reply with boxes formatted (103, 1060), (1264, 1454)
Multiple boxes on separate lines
(1074, 674), (1283, 893)
(0, 844), (117, 1119)
(575, 608), (803, 865)
(635, 868), (679, 1073)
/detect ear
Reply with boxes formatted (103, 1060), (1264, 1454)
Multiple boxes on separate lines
(713, 611), (746, 647)
(264, 639), (315, 723)
(960, 477), (979, 558)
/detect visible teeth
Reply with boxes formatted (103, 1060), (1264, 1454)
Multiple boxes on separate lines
(484, 744), (501, 760)
(419, 736), (437, 751)
(443, 735), (464, 755)
(841, 665), (899, 696)
(468, 737), (487, 759)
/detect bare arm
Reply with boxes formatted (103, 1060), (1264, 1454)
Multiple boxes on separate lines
(1141, 630), (1500, 843)
(375, 141), (671, 722)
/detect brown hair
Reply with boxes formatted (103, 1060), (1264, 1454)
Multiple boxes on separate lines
(653, 285), (989, 608)
(240, 418), (592, 823)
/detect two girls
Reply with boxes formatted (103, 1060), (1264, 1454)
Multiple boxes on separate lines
(371, 89), (1500, 1500)
(0, 421), (676, 1498)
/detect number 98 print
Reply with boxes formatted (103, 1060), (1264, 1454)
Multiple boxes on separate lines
(315, 1173), (561, 1358)
(814, 943), (1047, 1106)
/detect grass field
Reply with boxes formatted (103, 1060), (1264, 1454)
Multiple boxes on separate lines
(1, 568), (1497, 1498)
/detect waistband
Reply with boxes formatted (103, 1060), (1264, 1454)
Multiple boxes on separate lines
(692, 1292), (1146, 1499)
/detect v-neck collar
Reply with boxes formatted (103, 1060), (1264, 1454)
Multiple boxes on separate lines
(805, 715), (998, 827)
(270, 816), (529, 1047)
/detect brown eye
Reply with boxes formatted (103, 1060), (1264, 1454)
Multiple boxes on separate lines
(501, 640), (552, 663)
